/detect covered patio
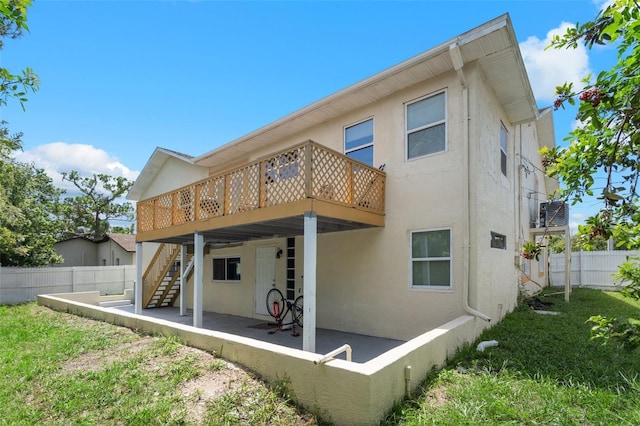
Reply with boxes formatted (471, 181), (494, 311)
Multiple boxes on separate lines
(117, 304), (404, 363)
(132, 140), (387, 354)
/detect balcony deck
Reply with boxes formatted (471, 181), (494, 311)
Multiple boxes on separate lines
(136, 140), (386, 244)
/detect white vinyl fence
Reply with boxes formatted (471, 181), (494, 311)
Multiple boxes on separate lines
(0, 265), (136, 305)
(550, 250), (639, 289)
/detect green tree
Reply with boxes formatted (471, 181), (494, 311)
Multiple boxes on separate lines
(548, 234), (611, 253)
(60, 171), (135, 240)
(0, 0), (39, 109)
(0, 0), (64, 266)
(547, 0), (640, 348)
(110, 224), (134, 234)
(0, 156), (64, 266)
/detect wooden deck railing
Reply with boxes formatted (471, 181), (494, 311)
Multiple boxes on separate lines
(136, 140), (386, 234)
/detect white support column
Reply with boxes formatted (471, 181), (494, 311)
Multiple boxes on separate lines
(303, 211), (317, 353)
(180, 244), (187, 316)
(134, 242), (143, 315)
(194, 232), (204, 328)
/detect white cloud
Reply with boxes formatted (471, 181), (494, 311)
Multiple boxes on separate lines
(520, 22), (591, 103)
(593, 0), (615, 10)
(14, 142), (139, 194)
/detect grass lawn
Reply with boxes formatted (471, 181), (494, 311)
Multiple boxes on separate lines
(384, 288), (640, 425)
(0, 304), (314, 425)
(1, 288), (638, 425)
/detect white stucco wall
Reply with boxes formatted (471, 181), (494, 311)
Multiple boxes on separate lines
(139, 155), (209, 201)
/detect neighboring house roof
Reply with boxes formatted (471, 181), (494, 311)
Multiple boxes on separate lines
(127, 147), (195, 200)
(104, 233), (137, 252)
(55, 234), (137, 252)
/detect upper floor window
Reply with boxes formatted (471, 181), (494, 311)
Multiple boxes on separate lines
(500, 123), (508, 176)
(411, 228), (451, 289)
(345, 118), (373, 166)
(406, 92), (446, 160)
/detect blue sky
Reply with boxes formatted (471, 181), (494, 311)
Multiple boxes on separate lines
(1, 0), (616, 230)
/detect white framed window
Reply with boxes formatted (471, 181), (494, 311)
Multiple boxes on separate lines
(213, 256), (241, 281)
(410, 228), (452, 289)
(406, 91), (446, 160)
(345, 118), (374, 166)
(500, 123), (508, 176)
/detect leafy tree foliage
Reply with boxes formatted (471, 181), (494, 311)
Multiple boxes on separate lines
(0, 0), (64, 266)
(0, 152), (64, 266)
(110, 224), (135, 234)
(546, 0), (640, 347)
(548, 234), (610, 253)
(60, 171), (135, 241)
(0, 0), (39, 109)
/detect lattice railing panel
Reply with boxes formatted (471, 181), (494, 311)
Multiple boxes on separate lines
(227, 164), (261, 214)
(311, 145), (350, 204)
(138, 200), (155, 232)
(352, 166), (385, 211)
(196, 176), (224, 220)
(174, 187), (194, 225)
(154, 193), (175, 229)
(262, 147), (307, 207)
(136, 140), (385, 237)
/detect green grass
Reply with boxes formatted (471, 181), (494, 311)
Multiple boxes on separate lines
(384, 288), (640, 425)
(2, 289), (639, 425)
(0, 304), (312, 425)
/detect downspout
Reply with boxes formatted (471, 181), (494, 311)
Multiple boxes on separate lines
(516, 125), (524, 293)
(450, 42), (491, 322)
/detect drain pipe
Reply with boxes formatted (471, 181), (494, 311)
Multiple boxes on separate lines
(450, 42), (491, 322)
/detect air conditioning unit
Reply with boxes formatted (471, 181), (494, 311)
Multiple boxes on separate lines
(539, 201), (569, 227)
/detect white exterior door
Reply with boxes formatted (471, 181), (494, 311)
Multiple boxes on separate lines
(255, 247), (276, 315)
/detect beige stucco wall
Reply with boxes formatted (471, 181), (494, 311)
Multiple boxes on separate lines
(54, 239), (98, 266)
(139, 154), (209, 201)
(466, 65), (520, 322)
(172, 70), (484, 341)
(142, 64), (552, 341)
(96, 240), (134, 266)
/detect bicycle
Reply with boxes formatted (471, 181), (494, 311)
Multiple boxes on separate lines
(266, 288), (303, 336)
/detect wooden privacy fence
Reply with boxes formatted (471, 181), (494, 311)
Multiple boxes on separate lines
(0, 265), (135, 305)
(550, 250), (639, 289)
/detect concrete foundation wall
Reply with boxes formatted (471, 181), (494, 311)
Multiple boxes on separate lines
(38, 293), (480, 425)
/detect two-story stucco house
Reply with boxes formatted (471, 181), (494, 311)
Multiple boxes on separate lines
(127, 14), (558, 355)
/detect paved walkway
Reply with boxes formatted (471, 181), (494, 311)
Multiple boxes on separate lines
(115, 305), (404, 363)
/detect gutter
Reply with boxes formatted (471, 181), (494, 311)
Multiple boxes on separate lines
(450, 42), (492, 323)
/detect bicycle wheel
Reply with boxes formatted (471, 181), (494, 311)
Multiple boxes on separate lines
(266, 288), (285, 320)
(293, 295), (304, 327)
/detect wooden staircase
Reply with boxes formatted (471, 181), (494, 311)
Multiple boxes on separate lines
(142, 244), (194, 309)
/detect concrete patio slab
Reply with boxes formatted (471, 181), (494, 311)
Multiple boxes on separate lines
(115, 304), (404, 363)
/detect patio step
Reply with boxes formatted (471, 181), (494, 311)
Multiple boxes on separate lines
(99, 300), (132, 308)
